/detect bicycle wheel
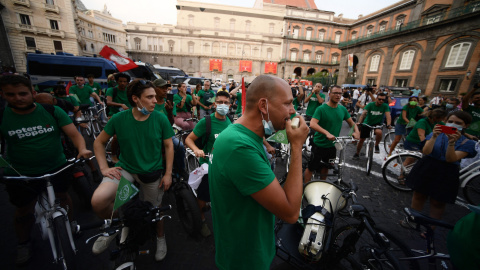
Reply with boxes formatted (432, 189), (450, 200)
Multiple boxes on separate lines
(383, 131), (396, 154)
(463, 174), (480, 205)
(175, 187), (202, 236)
(53, 216), (76, 270)
(331, 223), (419, 270)
(382, 153), (420, 191)
(366, 141), (374, 176)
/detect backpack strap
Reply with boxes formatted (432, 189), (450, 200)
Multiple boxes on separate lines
(203, 114), (211, 149)
(112, 87), (118, 101)
(226, 113), (234, 124)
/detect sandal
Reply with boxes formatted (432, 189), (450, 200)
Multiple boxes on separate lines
(400, 217), (417, 230)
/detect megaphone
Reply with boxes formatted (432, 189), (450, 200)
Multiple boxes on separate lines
(298, 181), (346, 261)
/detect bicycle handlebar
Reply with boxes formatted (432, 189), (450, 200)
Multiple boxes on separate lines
(1, 156), (95, 181)
(184, 118), (199, 123)
(361, 123), (385, 129)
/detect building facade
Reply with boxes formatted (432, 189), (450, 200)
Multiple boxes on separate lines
(76, 4), (127, 57)
(0, 0), (80, 73)
(337, 0), (480, 96)
(126, 0), (285, 82)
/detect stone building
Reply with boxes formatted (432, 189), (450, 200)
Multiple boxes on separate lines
(337, 0), (480, 96)
(76, 3), (127, 57)
(126, 0), (286, 82)
(0, 0), (80, 73)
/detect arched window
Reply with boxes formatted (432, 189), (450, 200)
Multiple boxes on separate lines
(293, 26), (300, 38)
(267, 48), (273, 59)
(334, 31), (342, 44)
(188, 15), (194, 26)
(318, 29), (325, 41)
(306, 27), (313, 40)
(212, 42), (220, 55)
(399, 50), (415, 70)
(188, 41), (194, 54)
(366, 25), (374, 37)
(445, 42), (471, 67)
(369, 55), (380, 72)
(290, 49), (298, 61)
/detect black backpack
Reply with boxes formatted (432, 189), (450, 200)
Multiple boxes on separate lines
(194, 114), (233, 151)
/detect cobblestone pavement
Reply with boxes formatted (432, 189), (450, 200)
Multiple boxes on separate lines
(0, 123), (471, 270)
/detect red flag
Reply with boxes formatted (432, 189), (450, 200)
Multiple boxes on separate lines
(241, 77), (246, 115)
(99, 45), (138, 72)
(65, 81), (72, 95)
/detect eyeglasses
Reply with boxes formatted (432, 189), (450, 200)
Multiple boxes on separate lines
(377, 98), (386, 102)
(215, 101), (231, 105)
(331, 92), (343, 95)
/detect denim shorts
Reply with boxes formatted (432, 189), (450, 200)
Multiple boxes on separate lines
(395, 123), (407, 135)
(403, 139), (421, 151)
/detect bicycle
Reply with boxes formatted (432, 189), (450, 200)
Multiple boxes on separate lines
(362, 123), (385, 176)
(1, 158), (94, 270)
(76, 104), (105, 139)
(275, 181), (415, 270)
(77, 200), (172, 270)
(382, 150), (480, 205)
(383, 129), (406, 155)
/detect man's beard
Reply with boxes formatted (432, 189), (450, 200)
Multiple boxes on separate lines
(8, 102), (36, 111)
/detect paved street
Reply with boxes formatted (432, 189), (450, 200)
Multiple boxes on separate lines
(0, 122), (471, 270)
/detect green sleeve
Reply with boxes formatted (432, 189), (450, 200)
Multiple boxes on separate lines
(312, 105), (323, 121)
(198, 90), (204, 99)
(186, 95), (192, 104)
(103, 113), (118, 136)
(173, 94), (182, 107)
(158, 113), (175, 139)
(106, 88), (113, 97)
(364, 102), (373, 111)
(229, 146), (276, 196)
(85, 85), (93, 95)
(192, 118), (206, 138)
(320, 93), (325, 99)
(384, 103), (390, 112)
(54, 106), (73, 127)
(69, 96), (79, 107)
(401, 104), (408, 112)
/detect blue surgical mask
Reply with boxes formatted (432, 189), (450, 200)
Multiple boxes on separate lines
(137, 101), (151, 115)
(261, 100), (275, 136)
(446, 122), (463, 131)
(216, 104), (229, 116)
(445, 103), (454, 109)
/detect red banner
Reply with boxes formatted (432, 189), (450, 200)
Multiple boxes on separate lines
(99, 45), (138, 72)
(209, 59), (223, 72)
(239, 60), (252, 72)
(264, 62), (277, 74)
(241, 77), (246, 114)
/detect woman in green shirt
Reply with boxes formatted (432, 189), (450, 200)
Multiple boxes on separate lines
(174, 82), (197, 130)
(388, 96), (424, 156)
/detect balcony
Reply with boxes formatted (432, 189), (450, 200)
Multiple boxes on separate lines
(16, 23), (37, 33)
(280, 58), (340, 65)
(12, 0), (30, 7)
(339, 1), (480, 48)
(285, 35), (336, 44)
(46, 29), (65, 38)
(43, 3), (60, 13)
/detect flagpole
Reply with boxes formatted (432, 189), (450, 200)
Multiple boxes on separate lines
(241, 77), (246, 115)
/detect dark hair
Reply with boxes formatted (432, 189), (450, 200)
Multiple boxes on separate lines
(196, 83), (202, 88)
(178, 82), (186, 89)
(447, 111), (472, 126)
(449, 97), (460, 105)
(216, 90), (231, 100)
(53, 84), (66, 93)
(331, 85), (341, 90)
(115, 73), (131, 82)
(86, 74), (95, 78)
(408, 96), (419, 102)
(377, 92), (387, 98)
(426, 108), (447, 120)
(420, 96), (428, 103)
(0, 75), (33, 91)
(127, 79), (154, 107)
(75, 75), (84, 80)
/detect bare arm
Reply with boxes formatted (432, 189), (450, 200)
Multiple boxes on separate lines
(417, 128), (426, 142)
(229, 84), (242, 97)
(402, 110), (408, 124)
(107, 96), (129, 110)
(185, 132), (205, 158)
(296, 85), (305, 102)
(346, 118), (360, 139)
(385, 112), (392, 126)
(91, 92), (103, 105)
(251, 116), (309, 223)
(423, 125), (441, 155)
(310, 117), (335, 141)
(462, 89), (476, 110)
(358, 110), (368, 124)
(160, 138), (174, 190)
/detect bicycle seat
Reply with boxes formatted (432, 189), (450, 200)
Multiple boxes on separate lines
(404, 208), (454, 230)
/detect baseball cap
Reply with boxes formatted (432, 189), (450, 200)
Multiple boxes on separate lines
(152, 78), (171, 88)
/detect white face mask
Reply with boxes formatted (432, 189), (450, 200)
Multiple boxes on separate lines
(216, 104), (229, 116)
(445, 122), (463, 131)
(137, 100), (151, 115)
(261, 100), (275, 136)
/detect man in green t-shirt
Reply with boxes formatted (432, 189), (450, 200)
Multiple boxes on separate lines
(209, 75), (309, 270)
(354, 92), (392, 159)
(0, 75), (92, 264)
(185, 91), (232, 237)
(304, 83), (325, 121)
(291, 83), (304, 111)
(304, 85), (360, 182)
(229, 83), (243, 117)
(197, 80), (216, 119)
(91, 80), (174, 261)
(462, 90), (480, 139)
(87, 74), (104, 96)
(106, 73), (132, 116)
(69, 75), (103, 106)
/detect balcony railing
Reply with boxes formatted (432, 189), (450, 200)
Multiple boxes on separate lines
(285, 35), (336, 44)
(280, 58), (340, 65)
(16, 24), (65, 38)
(339, 1), (480, 48)
(16, 23), (36, 33)
(44, 3), (60, 13)
(12, 0), (30, 7)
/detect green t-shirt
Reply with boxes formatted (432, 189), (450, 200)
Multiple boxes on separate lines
(154, 99), (176, 117)
(464, 105), (480, 136)
(312, 104), (351, 148)
(0, 104), (72, 175)
(363, 102), (390, 126)
(69, 85), (94, 106)
(198, 89), (216, 108)
(106, 87), (131, 116)
(293, 97), (300, 110)
(88, 82), (103, 96)
(235, 92), (242, 115)
(397, 104), (423, 125)
(406, 118), (443, 144)
(306, 93), (325, 117)
(55, 95), (79, 107)
(192, 113), (232, 164)
(103, 110), (175, 174)
(209, 124), (276, 270)
(447, 211), (480, 270)
(173, 94), (193, 113)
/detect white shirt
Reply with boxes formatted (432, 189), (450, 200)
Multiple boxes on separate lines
(357, 93), (376, 114)
(353, 89), (360, 99)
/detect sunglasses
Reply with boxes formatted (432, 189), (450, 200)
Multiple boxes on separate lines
(377, 98), (386, 102)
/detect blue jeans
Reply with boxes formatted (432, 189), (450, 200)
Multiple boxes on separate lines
(172, 136), (186, 171)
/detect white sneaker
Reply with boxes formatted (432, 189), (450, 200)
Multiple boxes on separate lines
(92, 232), (118, 255)
(155, 236), (167, 261)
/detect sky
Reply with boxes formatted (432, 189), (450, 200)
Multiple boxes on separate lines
(80, 0), (400, 25)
